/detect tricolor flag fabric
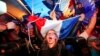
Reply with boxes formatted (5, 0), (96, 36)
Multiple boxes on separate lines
(61, 0), (75, 19)
(19, 0), (74, 20)
(21, 0), (50, 17)
(20, 0), (95, 22)
(27, 15), (80, 39)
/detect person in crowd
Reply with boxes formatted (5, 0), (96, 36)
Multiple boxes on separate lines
(0, 21), (17, 44)
(29, 13), (85, 56)
(0, 23), (7, 44)
(75, 0), (99, 39)
(75, 2), (85, 15)
(77, 9), (97, 56)
(25, 23), (43, 56)
(79, 10), (97, 40)
(0, 20), (28, 56)
(39, 29), (69, 56)
(77, 37), (92, 56)
(87, 5), (100, 55)
(0, 23), (7, 32)
(87, 36), (100, 56)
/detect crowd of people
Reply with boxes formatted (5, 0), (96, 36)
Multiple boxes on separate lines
(0, 0), (100, 56)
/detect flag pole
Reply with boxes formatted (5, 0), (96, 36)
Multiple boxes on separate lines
(52, 0), (61, 11)
(17, 0), (31, 14)
(26, 0), (35, 54)
(50, 0), (61, 20)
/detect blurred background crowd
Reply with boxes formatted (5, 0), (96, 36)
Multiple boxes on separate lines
(0, 0), (100, 56)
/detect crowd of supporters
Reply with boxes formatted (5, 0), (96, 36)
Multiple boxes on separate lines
(0, 0), (100, 56)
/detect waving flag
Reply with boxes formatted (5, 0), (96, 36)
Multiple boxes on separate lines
(79, 0), (96, 25)
(21, 0), (62, 19)
(20, 0), (75, 19)
(20, 0), (50, 17)
(60, 0), (75, 18)
(27, 15), (80, 39)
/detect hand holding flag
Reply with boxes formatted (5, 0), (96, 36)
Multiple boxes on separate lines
(50, 10), (57, 20)
(79, 13), (85, 21)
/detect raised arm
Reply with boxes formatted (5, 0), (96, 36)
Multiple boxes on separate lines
(79, 11), (97, 40)
(32, 22), (43, 42)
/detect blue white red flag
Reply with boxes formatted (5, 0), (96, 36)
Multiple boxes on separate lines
(27, 15), (80, 39)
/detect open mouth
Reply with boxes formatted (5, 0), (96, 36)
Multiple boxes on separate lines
(49, 37), (52, 39)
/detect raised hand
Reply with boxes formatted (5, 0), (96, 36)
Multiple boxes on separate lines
(79, 13), (85, 21)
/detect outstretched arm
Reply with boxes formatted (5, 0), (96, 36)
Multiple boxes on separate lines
(33, 22), (43, 42)
(79, 11), (97, 40)
(50, 10), (57, 20)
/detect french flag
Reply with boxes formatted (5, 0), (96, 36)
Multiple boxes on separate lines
(27, 15), (80, 39)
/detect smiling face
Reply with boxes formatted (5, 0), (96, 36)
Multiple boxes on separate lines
(45, 30), (58, 45)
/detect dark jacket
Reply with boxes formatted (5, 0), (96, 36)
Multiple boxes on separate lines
(39, 41), (69, 56)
